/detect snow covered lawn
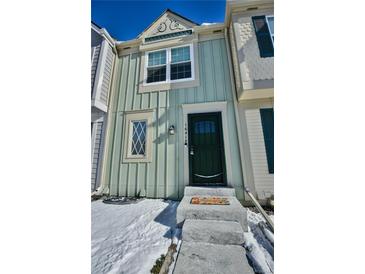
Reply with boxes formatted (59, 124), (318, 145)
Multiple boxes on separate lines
(92, 199), (178, 274)
(92, 199), (274, 274)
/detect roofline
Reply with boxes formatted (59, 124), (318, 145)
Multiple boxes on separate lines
(91, 22), (117, 49)
(224, 0), (274, 26)
(116, 23), (225, 53)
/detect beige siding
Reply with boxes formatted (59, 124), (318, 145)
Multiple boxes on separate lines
(99, 44), (114, 105)
(91, 44), (101, 95)
(245, 108), (273, 199)
(232, 12), (274, 83)
(91, 120), (105, 191)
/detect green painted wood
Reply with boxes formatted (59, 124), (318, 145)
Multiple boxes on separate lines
(105, 38), (243, 199)
(119, 163), (129, 196)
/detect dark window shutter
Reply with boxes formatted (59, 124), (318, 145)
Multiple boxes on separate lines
(252, 16), (274, 58)
(260, 108), (274, 173)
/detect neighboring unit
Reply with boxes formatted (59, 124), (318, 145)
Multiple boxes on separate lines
(91, 22), (117, 192)
(100, 9), (245, 200)
(226, 0), (274, 204)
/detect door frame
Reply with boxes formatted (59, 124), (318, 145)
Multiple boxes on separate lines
(188, 112), (227, 186)
(182, 102), (233, 187)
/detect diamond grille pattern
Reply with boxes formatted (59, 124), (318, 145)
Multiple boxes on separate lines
(131, 121), (146, 155)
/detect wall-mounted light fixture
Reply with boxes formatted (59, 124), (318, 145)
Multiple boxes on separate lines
(169, 125), (175, 135)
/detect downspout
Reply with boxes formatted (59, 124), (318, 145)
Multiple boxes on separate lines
(224, 28), (250, 201)
(91, 42), (118, 197)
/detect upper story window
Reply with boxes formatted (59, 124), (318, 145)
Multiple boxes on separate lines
(252, 15), (274, 58)
(144, 44), (194, 85)
(147, 50), (167, 83)
(171, 46), (191, 80)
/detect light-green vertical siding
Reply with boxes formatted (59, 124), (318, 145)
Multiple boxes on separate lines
(104, 38), (245, 200)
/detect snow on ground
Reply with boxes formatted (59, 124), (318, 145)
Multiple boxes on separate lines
(244, 209), (274, 274)
(92, 199), (178, 274)
(92, 199), (273, 274)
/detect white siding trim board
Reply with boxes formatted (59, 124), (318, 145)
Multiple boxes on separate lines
(245, 108), (274, 200)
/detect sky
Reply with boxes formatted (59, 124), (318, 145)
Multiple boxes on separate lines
(91, 0), (226, 41)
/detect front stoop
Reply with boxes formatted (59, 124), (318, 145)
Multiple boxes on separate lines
(176, 187), (248, 231)
(173, 242), (254, 274)
(182, 219), (244, 245)
(173, 186), (254, 274)
(183, 186), (236, 196)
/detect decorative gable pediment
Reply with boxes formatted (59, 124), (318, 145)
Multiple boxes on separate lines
(140, 10), (197, 40)
(151, 16), (188, 36)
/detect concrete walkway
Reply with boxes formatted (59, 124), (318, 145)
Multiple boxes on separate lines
(173, 187), (254, 274)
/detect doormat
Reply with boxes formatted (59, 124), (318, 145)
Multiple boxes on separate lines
(191, 196), (230, 205)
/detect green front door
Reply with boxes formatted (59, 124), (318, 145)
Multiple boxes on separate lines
(188, 112), (226, 185)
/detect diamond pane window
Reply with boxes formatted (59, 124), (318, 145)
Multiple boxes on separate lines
(131, 121), (147, 156)
(171, 46), (190, 63)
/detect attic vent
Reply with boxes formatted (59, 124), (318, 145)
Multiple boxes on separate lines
(213, 30), (222, 33)
(145, 29), (193, 43)
(246, 7), (258, 11)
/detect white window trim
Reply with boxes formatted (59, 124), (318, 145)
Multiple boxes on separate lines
(143, 43), (195, 86)
(123, 110), (154, 163)
(266, 15), (274, 46)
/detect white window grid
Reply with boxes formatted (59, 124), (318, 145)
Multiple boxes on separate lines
(144, 43), (195, 86)
(266, 15), (274, 46)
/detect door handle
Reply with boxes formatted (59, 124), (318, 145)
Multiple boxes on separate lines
(190, 146), (194, 155)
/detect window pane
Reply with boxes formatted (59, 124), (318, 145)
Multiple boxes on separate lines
(171, 46), (190, 63)
(131, 121), (146, 155)
(194, 121), (216, 134)
(253, 17), (268, 34)
(148, 50), (166, 66)
(170, 62), (191, 80)
(147, 66), (166, 83)
(267, 17), (274, 35)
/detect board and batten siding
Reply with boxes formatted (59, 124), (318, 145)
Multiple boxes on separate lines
(245, 108), (274, 199)
(104, 38), (245, 200)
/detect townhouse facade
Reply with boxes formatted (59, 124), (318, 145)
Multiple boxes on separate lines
(226, 0), (274, 203)
(91, 23), (117, 192)
(98, 9), (246, 200)
(93, 2), (274, 204)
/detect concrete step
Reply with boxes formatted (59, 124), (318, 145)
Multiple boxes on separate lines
(176, 195), (248, 231)
(173, 241), (254, 274)
(182, 219), (244, 245)
(184, 186), (235, 197)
